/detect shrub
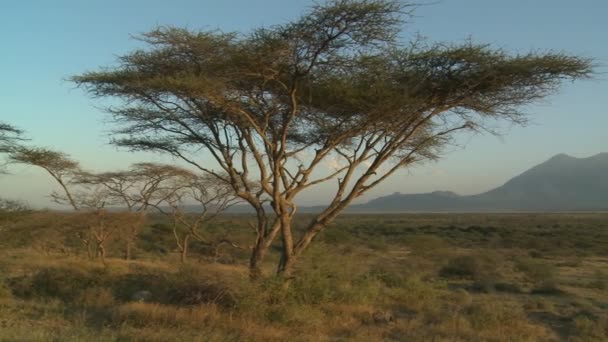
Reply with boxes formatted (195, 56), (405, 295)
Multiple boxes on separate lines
(165, 266), (238, 308)
(404, 235), (447, 254)
(76, 287), (115, 308)
(440, 254), (499, 283)
(8, 267), (104, 303)
(587, 271), (608, 290)
(570, 315), (608, 341)
(322, 228), (354, 244)
(515, 258), (559, 292)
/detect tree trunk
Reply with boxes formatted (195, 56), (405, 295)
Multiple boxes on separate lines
(249, 242), (267, 280)
(85, 242), (92, 260)
(276, 209), (296, 281)
(97, 242), (107, 266)
(180, 234), (190, 263)
(124, 240), (132, 260)
(277, 249), (296, 280)
(275, 216), (334, 280)
(247, 216), (281, 280)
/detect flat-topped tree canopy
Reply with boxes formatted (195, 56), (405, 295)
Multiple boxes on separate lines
(8, 146), (83, 210)
(77, 162), (199, 212)
(71, 0), (593, 278)
(0, 122), (25, 154)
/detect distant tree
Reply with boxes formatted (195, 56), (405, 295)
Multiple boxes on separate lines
(0, 122), (25, 174)
(72, 0), (593, 279)
(80, 163), (195, 260)
(9, 147), (83, 210)
(0, 198), (29, 213)
(0, 198), (30, 236)
(145, 167), (240, 262)
(66, 185), (125, 265)
(0, 122), (24, 152)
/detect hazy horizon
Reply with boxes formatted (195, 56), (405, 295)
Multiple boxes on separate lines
(1, 0), (607, 208)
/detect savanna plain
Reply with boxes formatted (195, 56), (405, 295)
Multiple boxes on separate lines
(0, 211), (607, 341)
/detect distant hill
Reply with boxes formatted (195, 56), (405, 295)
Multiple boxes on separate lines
(347, 153), (608, 212)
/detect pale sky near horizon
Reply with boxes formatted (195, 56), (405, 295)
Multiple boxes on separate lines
(1, 0), (606, 208)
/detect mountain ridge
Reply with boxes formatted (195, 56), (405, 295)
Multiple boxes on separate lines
(351, 152), (608, 212)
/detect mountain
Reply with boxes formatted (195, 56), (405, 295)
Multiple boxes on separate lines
(348, 153), (608, 212)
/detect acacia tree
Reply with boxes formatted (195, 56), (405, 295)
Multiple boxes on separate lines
(151, 170), (240, 263)
(69, 186), (116, 263)
(7, 146), (119, 260)
(9, 147), (83, 210)
(80, 163), (191, 259)
(0, 122), (24, 153)
(72, 0), (592, 279)
(0, 122), (25, 174)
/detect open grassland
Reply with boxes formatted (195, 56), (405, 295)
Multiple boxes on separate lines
(0, 212), (607, 341)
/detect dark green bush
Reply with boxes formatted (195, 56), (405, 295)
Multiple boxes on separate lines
(8, 267), (104, 303)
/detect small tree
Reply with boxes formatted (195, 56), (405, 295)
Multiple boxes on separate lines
(73, 0), (593, 279)
(80, 163), (192, 259)
(16, 154), (122, 261)
(146, 167), (240, 262)
(9, 147), (83, 210)
(69, 185), (123, 265)
(0, 198), (30, 235)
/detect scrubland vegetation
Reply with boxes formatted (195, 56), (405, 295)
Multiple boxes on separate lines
(0, 210), (606, 341)
(0, 0), (599, 340)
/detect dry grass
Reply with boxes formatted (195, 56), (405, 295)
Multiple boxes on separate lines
(0, 212), (607, 341)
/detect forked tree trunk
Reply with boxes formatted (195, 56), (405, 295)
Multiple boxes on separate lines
(277, 212), (296, 280)
(247, 214), (281, 280)
(274, 209), (342, 282)
(249, 242), (267, 280)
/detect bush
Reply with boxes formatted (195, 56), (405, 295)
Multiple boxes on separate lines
(515, 258), (558, 290)
(570, 315), (608, 341)
(439, 254), (499, 283)
(165, 266), (238, 308)
(322, 228), (354, 244)
(587, 271), (608, 290)
(404, 235), (447, 254)
(8, 267), (104, 303)
(76, 287), (115, 308)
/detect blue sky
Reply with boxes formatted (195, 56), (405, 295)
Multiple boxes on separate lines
(1, 0), (606, 208)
